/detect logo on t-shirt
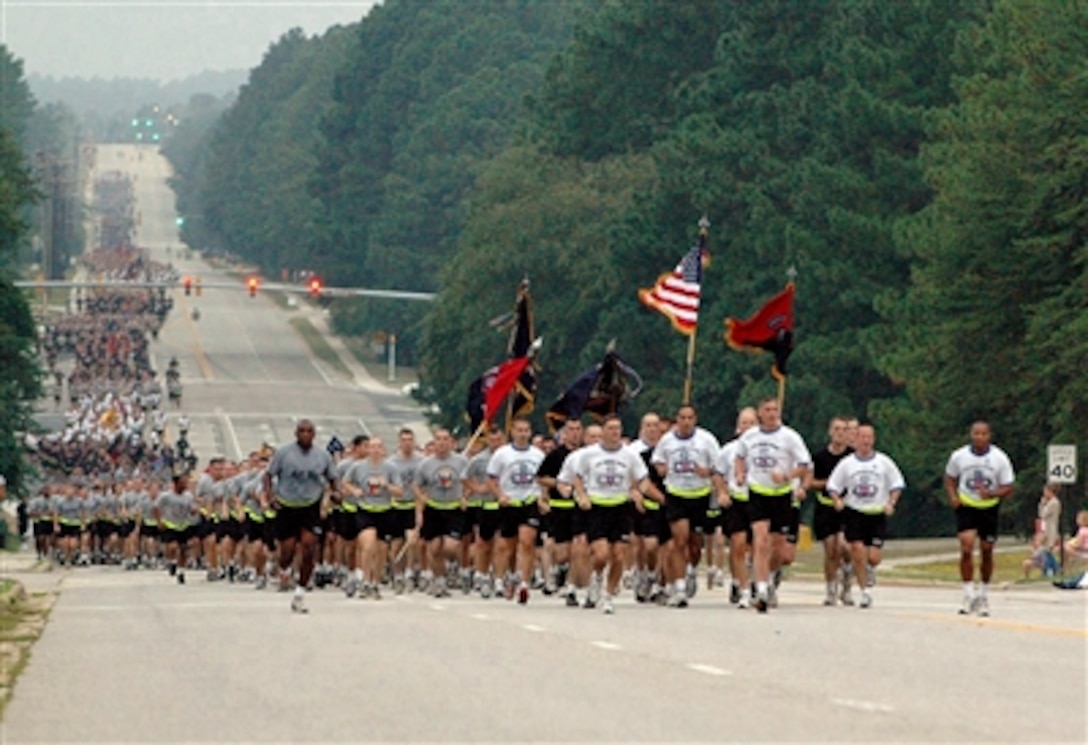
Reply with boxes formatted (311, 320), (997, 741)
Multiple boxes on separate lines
(511, 461), (536, 487)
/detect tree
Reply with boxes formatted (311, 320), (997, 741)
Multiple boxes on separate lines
(877, 0), (1088, 532)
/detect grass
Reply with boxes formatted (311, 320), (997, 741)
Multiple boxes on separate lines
(0, 583), (55, 717)
(880, 550), (1064, 585)
(342, 335), (418, 386)
(288, 317), (353, 380)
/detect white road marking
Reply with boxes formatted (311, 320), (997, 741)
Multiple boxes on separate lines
(831, 698), (895, 713)
(522, 624), (545, 632)
(471, 613), (490, 620)
(429, 603), (446, 611)
(686, 663), (732, 676)
(311, 359), (335, 386)
(591, 641), (621, 651)
(218, 409), (242, 460)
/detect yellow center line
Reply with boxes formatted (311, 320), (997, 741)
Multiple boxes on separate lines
(902, 612), (1087, 639)
(178, 293), (215, 381)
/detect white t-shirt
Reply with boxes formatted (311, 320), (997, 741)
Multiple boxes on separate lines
(945, 445), (1015, 508)
(651, 428), (720, 496)
(573, 443), (648, 505)
(487, 443), (545, 504)
(735, 425), (811, 496)
(826, 452), (905, 514)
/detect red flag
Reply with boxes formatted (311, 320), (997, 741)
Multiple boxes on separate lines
(484, 356), (531, 422)
(724, 283), (795, 380)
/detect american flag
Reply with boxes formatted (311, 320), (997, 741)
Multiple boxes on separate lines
(638, 240), (706, 336)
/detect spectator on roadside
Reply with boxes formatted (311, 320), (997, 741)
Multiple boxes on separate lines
(1023, 484), (1062, 580)
(1063, 510), (1088, 569)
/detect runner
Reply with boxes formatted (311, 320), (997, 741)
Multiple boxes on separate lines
(734, 397), (812, 613)
(810, 417), (855, 606)
(536, 420), (583, 599)
(388, 429), (422, 593)
(157, 473), (199, 585)
(195, 458), (224, 581)
(464, 426), (505, 598)
(28, 487), (55, 562)
(630, 413), (670, 604)
(556, 423), (603, 606)
(342, 436), (402, 599)
(415, 429), (470, 598)
(714, 407), (757, 608)
(944, 420), (1015, 617)
(826, 424), (905, 609)
(652, 405), (720, 607)
(488, 418), (545, 604)
(571, 415), (661, 614)
(334, 436), (369, 597)
(263, 420), (339, 613)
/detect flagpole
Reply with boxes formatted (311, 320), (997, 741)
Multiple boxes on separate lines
(778, 264), (798, 413)
(683, 331), (697, 405)
(682, 216), (710, 405)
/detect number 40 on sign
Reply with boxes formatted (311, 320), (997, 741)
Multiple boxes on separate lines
(1047, 444), (1078, 484)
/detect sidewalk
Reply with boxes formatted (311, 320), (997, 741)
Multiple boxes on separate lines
(302, 308), (398, 396)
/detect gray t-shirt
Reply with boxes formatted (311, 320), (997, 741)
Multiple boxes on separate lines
(266, 443), (336, 508)
(55, 495), (86, 524)
(344, 459), (401, 510)
(158, 490), (196, 528)
(417, 453), (469, 506)
(464, 450), (497, 506)
(388, 452), (422, 507)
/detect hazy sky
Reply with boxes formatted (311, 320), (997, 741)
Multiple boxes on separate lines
(1, 0), (380, 81)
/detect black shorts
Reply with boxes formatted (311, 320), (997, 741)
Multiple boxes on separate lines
(665, 492), (709, 533)
(141, 523), (160, 539)
(475, 507), (500, 541)
(421, 506), (464, 541)
(587, 504), (632, 544)
(705, 507), (726, 532)
(748, 493), (795, 535)
(217, 517), (244, 542)
(96, 520), (117, 539)
(813, 502), (845, 541)
(339, 509), (363, 541)
(462, 505), (481, 532)
(358, 510), (397, 542)
(636, 506), (671, 544)
(327, 509), (345, 538)
(499, 503), (540, 539)
(784, 502), (801, 545)
(34, 521), (55, 538)
(58, 523), (81, 538)
(723, 500), (752, 540)
(196, 517), (217, 540)
(245, 518), (267, 544)
(164, 526), (193, 545)
(548, 506), (577, 544)
(955, 504), (999, 544)
(274, 502), (323, 542)
(389, 508), (416, 536)
(118, 520), (136, 538)
(844, 510), (886, 548)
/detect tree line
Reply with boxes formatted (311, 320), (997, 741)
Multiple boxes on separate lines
(165, 0), (1085, 537)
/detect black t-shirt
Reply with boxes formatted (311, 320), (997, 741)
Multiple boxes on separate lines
(812, 445), (853, 497)
(536, 444), (571, 501)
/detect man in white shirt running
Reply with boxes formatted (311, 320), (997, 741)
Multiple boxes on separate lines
(826, 423), (905, 609)
(944, 420), (1015, 617)
(734, 397), (811, 613)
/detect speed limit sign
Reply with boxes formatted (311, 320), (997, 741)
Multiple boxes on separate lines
(1047, 444), (1078, 484)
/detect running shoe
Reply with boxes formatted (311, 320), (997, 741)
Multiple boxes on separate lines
(517, 584), (529, 605)
(565, 590), (579, 607)
(754, 594), (768, 613)
(587, 575), (602, 609)
(958, 593), (975, 615)
(976, 596), (990, 617)
(823, 589), (836, 606)
(729, 583), (741, 605)
(602, 595), (615, 615)
(859, 591), (872, 609)
(291, 594), (308, 613)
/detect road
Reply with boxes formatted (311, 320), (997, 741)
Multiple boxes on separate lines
(108, 143), (426, 458)
(4, 145), (1087, 742)
(3, 559), (1086, 743)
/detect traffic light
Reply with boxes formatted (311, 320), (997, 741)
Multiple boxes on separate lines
(309, 277), (322, 297)
(183, 276), (192, 296)
(195, 278), (202, 297)
(248, 277), (258, 298)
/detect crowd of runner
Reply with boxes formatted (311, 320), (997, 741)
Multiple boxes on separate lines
(26, 398), (1016, 619)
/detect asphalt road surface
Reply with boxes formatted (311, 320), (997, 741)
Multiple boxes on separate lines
(4, 561), (1086, 743)
(4, 145), (1086, 742)
(105, 143), (425, 458)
